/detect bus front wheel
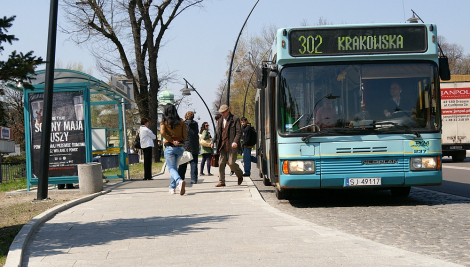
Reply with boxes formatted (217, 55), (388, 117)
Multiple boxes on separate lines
(275, 186), (291, 200)
(390, 187), (411, 197)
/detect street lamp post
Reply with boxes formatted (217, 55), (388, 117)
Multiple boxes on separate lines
(182, 78), (216, 132)
(225, 0), (259, 107)
(242, 48), (271, 117)
(218, 56), (247, 109)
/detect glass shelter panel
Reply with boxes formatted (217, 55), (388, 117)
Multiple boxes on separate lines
(279, 62), (439, 135)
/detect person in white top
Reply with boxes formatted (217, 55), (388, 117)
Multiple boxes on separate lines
(140, 117), (156, 180)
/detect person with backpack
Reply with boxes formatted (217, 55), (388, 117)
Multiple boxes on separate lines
(241, 117), (257, 177)
(140, 117), (156, 180)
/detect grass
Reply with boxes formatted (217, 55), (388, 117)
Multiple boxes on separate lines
(0, 179), (27, 193)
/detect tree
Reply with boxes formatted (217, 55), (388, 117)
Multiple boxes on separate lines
(1, 15), (44, 129)
(0, 16), (44, 89)
(2, 86), (25, 149)
(61, 0), (204, 161)
(214, 24), (277, 124)
(439, 36), (470, 75)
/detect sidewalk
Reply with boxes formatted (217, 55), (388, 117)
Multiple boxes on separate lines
(10, 160), (461, 266)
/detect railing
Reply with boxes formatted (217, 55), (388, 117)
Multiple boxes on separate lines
(0, 162), (27, 183)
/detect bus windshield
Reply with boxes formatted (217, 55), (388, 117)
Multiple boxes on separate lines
(279, 62), (440, 135)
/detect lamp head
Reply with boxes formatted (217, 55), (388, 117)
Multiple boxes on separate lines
(181, 82), (192, 96)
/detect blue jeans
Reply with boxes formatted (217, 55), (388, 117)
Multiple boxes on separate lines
(243, 147), (257, 175)
(164, 146), (184, 189)
(178, 152), (198, 183)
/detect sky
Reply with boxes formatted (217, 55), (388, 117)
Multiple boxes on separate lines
(2, 0), (470, 136)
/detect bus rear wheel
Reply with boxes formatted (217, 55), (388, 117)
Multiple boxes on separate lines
(275, 186), (291, 200)
(390, 187), (411, 197)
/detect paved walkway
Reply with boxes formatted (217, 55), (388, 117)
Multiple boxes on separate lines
(14, 161), (461, 266)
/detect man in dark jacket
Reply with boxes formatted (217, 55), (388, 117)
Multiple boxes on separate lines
(178, 111), (199, 184)
(215, 104), (244, 187)
(241, 117), (257, 176)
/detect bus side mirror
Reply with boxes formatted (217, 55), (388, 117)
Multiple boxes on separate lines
(256, 65), (267, 88)
(439, 57), (451, 81)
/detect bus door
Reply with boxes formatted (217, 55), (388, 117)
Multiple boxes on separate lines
(265, 75), (279, 185)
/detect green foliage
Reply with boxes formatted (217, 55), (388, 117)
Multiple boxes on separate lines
(0, 16), (44, 89)
(2, 154), (26, 164)
(0, 178), (26, 192)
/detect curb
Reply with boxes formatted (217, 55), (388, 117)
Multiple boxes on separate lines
(4, 189), (111, 267)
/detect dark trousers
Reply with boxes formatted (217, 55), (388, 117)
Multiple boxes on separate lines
(177, 152), (198, 182)
(200, 153), (211, 174)
(143, 147), (153, 180)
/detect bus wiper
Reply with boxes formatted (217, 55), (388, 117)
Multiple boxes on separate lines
(372, 121), (421, 137)
(292, 114), (305, 128)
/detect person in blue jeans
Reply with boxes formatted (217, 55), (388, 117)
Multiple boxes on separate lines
(177, 111), (199, 184)
(160, 104), (188, 195)
(241, 117), (257, 177)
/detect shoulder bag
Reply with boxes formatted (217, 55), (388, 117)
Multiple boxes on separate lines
(177, 151), (193, 165)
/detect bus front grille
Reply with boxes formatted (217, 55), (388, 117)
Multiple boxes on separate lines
(320, 157), (407, 174)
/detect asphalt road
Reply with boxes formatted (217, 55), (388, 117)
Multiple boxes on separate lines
(248, 156), (470, 266)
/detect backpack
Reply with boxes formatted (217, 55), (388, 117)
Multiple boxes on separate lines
(245, 126), (257, 146)
(133, 132), (141, 149)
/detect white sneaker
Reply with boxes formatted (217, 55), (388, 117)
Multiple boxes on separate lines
(169, 188), (175, 194)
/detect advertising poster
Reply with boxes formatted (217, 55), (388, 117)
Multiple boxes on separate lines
(29, 91), (86, 177)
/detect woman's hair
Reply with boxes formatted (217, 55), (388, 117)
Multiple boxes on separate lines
(141, 117), (149, 125)
(162, 103), (181, 128)
(199, 122), (209, 134)
(185, 111), (194, 120)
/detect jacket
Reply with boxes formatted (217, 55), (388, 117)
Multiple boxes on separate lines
(200, 129), (213, 154)
(242, 124), (256, 147)
(182, 119), (199, 155)
(139, 125), (156, 149)
(160, 120), (187, 145)
(216, 112), (242, 153)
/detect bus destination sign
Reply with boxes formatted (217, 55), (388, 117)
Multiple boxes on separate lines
(289, 25), (427, 57)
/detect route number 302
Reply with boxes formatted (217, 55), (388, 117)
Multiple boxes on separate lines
(298, 35), (323, 54)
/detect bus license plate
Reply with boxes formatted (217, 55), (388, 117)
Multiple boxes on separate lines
(346, 178), (381, 186)
(450, 146), (462, 149)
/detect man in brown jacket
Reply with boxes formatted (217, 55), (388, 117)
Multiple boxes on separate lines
(215, 104), (244, 186)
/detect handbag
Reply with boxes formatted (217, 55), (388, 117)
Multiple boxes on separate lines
(133, 132), (141, 149)
(210, 153), (219, 167)
(199, 136), (212, 148)
(177, 151), (193, 165)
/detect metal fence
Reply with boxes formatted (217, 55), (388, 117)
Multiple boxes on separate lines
(0, 162), (27, 183)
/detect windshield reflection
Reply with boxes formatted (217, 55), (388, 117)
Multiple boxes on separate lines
(279, 63), (440, 135)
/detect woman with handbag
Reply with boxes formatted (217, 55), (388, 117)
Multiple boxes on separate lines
(199, 122), (213, 176)
(160, 104), (188, 195)
(177, 111), (200, 184)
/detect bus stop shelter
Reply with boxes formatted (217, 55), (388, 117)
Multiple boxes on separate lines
(8, 69), (132, 190)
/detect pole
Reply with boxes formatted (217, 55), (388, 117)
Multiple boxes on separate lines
(226, 0), (259, 107)
(121, 98), (130, 180)
(183, 78), (216, 131)
(37, 0), (59, 200)
(243, 48), (271, 117)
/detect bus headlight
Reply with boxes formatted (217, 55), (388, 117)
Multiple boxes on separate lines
(283, 160), (315, 174)
(410, 157), (438, 170)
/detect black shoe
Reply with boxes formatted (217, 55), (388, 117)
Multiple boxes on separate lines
(243, 173), (250, 177)
(191, 181), (197, 184)
(230, 171), (234, 176)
